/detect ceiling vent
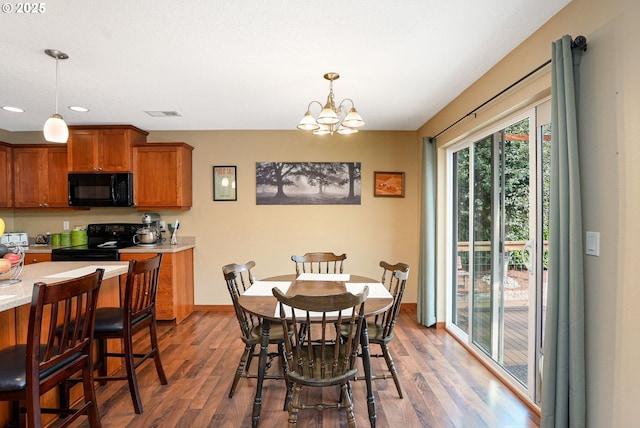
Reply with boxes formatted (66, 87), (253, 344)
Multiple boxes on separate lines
(144, 110), (182, 117)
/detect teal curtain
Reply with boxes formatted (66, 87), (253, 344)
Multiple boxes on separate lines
(541, 35), (586, 428)
(417, 137), (436, 326)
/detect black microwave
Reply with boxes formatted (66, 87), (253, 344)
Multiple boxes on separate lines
(68, 173), (134, 207)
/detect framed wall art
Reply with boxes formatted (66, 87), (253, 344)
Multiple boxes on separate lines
(213, 166), (237, 201)
(256, 162), (361, 205)
(374, 171), (405, 197)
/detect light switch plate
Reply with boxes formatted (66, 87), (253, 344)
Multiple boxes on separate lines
(586, 231), (600, 256)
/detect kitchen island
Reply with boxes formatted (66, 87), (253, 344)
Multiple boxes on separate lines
(0, 261), (129, 311)
(25, 237), (195, 322)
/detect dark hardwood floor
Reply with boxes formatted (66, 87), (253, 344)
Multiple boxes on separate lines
(64, 308), (540, 428)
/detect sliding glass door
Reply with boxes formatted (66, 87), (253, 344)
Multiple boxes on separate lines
(448, 102), (549, 403)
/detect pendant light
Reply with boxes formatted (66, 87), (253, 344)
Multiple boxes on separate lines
(43, 49), (69, 143)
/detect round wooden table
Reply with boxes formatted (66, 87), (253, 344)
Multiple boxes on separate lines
(238, 273), (393, 427)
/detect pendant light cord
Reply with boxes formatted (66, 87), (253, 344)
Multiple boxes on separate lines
(54, 57), (59, 114)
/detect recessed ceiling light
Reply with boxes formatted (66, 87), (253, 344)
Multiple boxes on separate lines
(2, 106), (25, 113)
(68, 106), (89, 112)
(144, 110), (182, 117)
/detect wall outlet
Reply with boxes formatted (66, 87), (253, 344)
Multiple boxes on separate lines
(159, 221), (166, 232)
(63, 221), (69, 231)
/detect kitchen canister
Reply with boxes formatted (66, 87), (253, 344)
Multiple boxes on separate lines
(71, 229), (87, 246)
(51, 233), (61, 247)
(60, 232), (71, 247)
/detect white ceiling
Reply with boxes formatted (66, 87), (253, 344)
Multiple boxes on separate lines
(0, 0), (570, 133)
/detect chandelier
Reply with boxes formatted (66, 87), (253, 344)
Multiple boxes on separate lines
(297, 72), (364, 135)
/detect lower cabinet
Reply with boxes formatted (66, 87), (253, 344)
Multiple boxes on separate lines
(24, 253), (52, 265)
(120, 249), (194, 322)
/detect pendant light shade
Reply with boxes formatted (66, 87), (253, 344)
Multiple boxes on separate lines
(43, 113), (69, 143)
(43, 49), (69, 143)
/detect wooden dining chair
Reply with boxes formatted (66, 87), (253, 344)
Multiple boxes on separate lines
(291, 252), (347, 275)
(64, 254), (167, 415)
(347, 261), (409, 398)
(0, 269), (104, 428)
(222, 261), (290, 400)
(273, 286), (368, 428)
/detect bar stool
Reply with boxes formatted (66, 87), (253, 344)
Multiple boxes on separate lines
(64, 254), (167, 414)
(0, 269), (104, 427)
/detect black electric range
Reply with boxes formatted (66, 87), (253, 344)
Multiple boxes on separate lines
(51, 223), (143, 262)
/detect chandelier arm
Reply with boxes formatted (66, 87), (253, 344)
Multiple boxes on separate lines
(337, 98), (356, 110)
(307, 100), (324, 115)
(337, 98), (357, 119)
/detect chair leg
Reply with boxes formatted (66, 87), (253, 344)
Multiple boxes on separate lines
(245, 344), (256, 372)
(8, 401), (23, 428)
(342, 382), (356, 428)
(123, 333), (144, 414)
(149, 322), (168, 385)
(278, 342), (290, 411)
(81, 364), (103, 428)
(287, 384), (302, 428)
(229, 344), (252, 398)
(26, 388), (42, 428)
(381, 344), (403, 398)
(97, 338), (108, 385)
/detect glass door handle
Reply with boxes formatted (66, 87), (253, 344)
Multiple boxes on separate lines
(522, 240), (534, 271)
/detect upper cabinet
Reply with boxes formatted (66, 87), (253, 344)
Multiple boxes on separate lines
(67, 125), (148, 172)
(13, 145), (69, 209)
(0, 143), (12, 209)
(133, 143), (193, 210)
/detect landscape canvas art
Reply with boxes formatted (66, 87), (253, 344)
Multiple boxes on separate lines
(256, 162), (361, 205)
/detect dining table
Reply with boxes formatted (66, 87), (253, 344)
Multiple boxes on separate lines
(237, 272), (394, 428)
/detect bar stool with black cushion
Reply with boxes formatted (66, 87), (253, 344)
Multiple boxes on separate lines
(222, 261), (291, 401)
(84, 254), (167, 414)
(0, 269), (104, 428)
(343, 261), (409, 398)
(273, 286), (368, 428)
(291, 252), (347, 275)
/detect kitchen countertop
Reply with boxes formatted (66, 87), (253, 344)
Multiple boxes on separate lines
(0, 261), (129, 312)
(24, 236), (196, 254)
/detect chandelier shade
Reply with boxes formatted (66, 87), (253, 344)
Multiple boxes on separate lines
(43, 49), (69, 143)
(297, 72), (364, 135)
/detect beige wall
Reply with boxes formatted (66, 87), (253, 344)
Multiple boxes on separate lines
(2, 130), (420, 307)
(419, 0), (639, 426)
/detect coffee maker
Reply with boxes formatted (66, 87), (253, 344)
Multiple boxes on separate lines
(133, 213), (163, 246)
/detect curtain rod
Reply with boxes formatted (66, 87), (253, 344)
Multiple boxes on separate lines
(433, 35), (587, 139)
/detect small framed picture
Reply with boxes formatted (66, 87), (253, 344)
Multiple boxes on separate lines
(213, 166), (237, 201)
(374, 171), (405, 197)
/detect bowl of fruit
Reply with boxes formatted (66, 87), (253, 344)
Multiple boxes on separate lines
(0, 243), (25, 286)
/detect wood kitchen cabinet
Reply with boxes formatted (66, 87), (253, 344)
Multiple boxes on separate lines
(67, 125), (148, 172)
(120, 249), (194, 322)
(0, 143), (12, 209)
(133, 142), (193, 210)
(24, 253), (52, 264)
(12, 145), (69, 209)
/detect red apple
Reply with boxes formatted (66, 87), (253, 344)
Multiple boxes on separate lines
(3, 253), (21, 266)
